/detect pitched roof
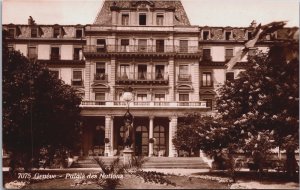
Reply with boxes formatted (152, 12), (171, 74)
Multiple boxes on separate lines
(93, 0), (190, 26)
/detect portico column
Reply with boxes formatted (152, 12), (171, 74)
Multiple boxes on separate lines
(105, 115), (111, 156)
(168, 116), (178, 157)
(149, 116), (154, 157)
(110, 116), (114, 156)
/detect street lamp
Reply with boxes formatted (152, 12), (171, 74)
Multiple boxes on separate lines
(122, 86), (134, 150)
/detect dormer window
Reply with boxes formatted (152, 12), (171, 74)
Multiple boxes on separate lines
(31, 28), (38, 38)
(156, 14), (164, 26)
(139, 13), (147, 25)
(203, 31), (210, 40)
(225, 31), (231, 40)
(121, 14), (129, 25)
(53, 27), (60, 38)
(8, 28), (15, 38)
(76, 29), (83, 38)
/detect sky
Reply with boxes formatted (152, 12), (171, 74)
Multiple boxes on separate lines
(2, 0), (299, 27)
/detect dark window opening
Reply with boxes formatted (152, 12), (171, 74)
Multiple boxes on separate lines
(74, 48), (81, 60)
(53, 28), (60, 38)
(97, 39), (106, 52)
(138, 39), (147, 52)
(95, 93), (105, 105)
(248, 31), (252, 40)
(155, 65), (165, 80)
(138, 65), (147, 80)
(95, 62), (106, 80)
(225, 31), (231, 40)
(50, 47), (60, 60)
(8, 28), (15, 38)
(72, 70), (83, 86)
(28, 47), (37, 59)
(203, 98), (213, 110)
(202, 49), (211, 61)
(202, 72), (212, 87)
(76, 29), (83, 38)
(139, 14), (147, 25)
(225, 49), (234, 61)
(121, 39), (129, 52)
(31, 28), (38, 38)
(156, 40), (164, 52)
(179, 94), (189, 106)
(179, 40), (188, 52)
(120, 65), (129, 80)
(226, 72), (234, 81)
(203, 31), (210, 40)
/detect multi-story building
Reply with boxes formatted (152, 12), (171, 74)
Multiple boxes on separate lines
(3, 0), (296, 158)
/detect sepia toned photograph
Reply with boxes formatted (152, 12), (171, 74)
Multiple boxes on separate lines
(2, 0), (299, 189)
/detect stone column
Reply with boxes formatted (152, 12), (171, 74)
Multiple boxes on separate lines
(110, 116), (114, 156)
(105, 115), (111, 156)
(149, 116), (154, 157)
(168, 116), (178, 157)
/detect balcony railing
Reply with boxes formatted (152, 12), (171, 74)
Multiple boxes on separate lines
(94, 73), (108, 81)
(83, 45), (200, 54)
(81, 101), (207, 108)
(50, 54), (60, 60)
(116, 72), (169, 81)
(178, 74), (191, 81)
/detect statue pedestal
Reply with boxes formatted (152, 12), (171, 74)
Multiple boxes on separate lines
(123, 148), (134, 166)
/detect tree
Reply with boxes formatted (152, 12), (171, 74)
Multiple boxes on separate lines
(216, 42), (299, 178)
(3, 31), (82, 171)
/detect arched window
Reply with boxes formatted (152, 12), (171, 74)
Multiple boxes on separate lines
(154, 125), (166, 154)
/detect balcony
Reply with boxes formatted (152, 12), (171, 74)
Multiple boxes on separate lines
(81, 101), (207, 108)
(50, 54), (60, 60)
(83, 45), (201, 58)
(178, 74), (191, 82)
(116, 72), (168, 85)
(94, 73), (108, 82)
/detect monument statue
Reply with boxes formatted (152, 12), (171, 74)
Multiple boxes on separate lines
(123, 109), (133, 149)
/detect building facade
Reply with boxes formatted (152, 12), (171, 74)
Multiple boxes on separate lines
(3, 0), (295, 158)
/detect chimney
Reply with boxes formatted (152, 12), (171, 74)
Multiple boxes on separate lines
(250, 20), (257, 28)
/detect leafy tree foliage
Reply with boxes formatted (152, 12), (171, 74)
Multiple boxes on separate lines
(3, 31), (82, 170)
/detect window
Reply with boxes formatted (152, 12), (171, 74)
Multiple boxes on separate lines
(31, 28), (38, 38)
(72, 70), (83, 86)
(50, 70), (59, 79)
(73, 48), (81, 60)
(156, 40), (164, 52)
(76, 29), (83, 38)
(155, 94), (165, 101)
(136, 126), (149, 156)
(248, 31), (253, 40)
(155, 65), (164, 80)
(179, 93), (189, 106)
(225, 48), (234, 61)
(137, 94), (147, 101)
(226, 72), (234, 81)
(139, 14), (147, 25)
(53, 27), (60, 38)
(179, 40), (188, 52)
(95, 62), (106, 80)
(121, 14), (129, 25)
(203, 98), (213, 110)
(28, 47), (37, 59)
(96, 39), (106, 52)
(8, 45), (14, 52)
(138, 65), (147, 80)
(8, 28), (15, 38)
(225, 31), (231, 40)
(203, 31), (210, 40)
(120, 64), (129, 80)
(178, 65), (190, 81)
(120, 39), (129, 52)
(138, 39), (147, 52)
(50, 47), (60, 60)
(156, 14), (164, 26)
(202, 49), (211, 61)
(202, 72), (212, 87)
(154, 126), (166, 154)
(95, 93), (105, 105)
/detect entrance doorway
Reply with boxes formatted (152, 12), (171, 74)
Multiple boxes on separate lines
(135, 125), (148, 156)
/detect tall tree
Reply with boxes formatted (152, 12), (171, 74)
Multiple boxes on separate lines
(3, 31), (82, 170)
